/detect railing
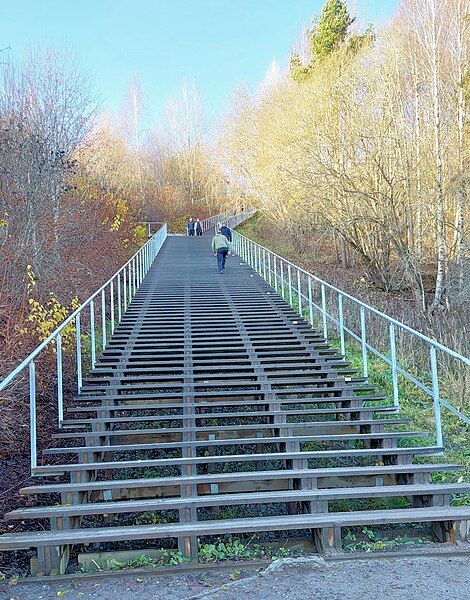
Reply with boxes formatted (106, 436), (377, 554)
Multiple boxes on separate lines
(200, 212), (230, 233)
(138, 221), (165, 238)
(232, 231), (470, 448)
(0, 224), (168, 472)
(200, 208), (257, 234)
(225, 209), (257, 230)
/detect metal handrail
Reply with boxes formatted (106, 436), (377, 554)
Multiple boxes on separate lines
(137, 221), (165, 238)
(0, 223), (168, 471)
(225, 209), (257, 230)
(199, 212), (229, 233)
(232, 230), (470, 447)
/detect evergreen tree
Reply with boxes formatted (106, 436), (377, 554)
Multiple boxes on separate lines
(289, 51), (311, 83)
(309, 0), (354, 62)
(289, 0), (371, 82)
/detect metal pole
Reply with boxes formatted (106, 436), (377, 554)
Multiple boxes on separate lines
(338, 294), (345, 355)
(117, 273), (122, 323)
(56, 334), (63, 426)
(90, 300), (96, 368)
(133, 258), (137, 295)
(268, 252), (272, 286)
(123, 268), (128, 312)
(110, 280), (115, 335)
(76, 314), (82, 393)
(389, 323), (399, 409)
(29, 360), (37, 470)
(288, 264), (293, 305)
(321, 284), (328, 340)
(360, 306), (368, 379)
(273, 256), (278, 292)
(263, 248), (267, 281)
(297, 269), (302, 315)
(430, 346), (443, 447)
(280, 261), (285, 299)
(308, 277), (313, 326)
(101, 288), (106, 351)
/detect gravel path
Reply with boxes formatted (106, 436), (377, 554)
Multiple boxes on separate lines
(2, 553), (469, 600)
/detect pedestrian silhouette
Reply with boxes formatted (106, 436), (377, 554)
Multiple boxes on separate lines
(187, 217), (195, 236)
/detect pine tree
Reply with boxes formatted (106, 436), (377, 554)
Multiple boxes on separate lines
(289, 0), (362, 81)
(309, 0), (355, 62)
(289, 51), (311, 83)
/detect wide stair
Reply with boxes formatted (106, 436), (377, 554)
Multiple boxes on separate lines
(1, 235), (469, 575)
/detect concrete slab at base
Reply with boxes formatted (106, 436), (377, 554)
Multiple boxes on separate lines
(78, 548), (166, 571)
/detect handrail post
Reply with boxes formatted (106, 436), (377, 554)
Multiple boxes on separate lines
(117, 273), (122, 323)
(75, 314), (82, 393)
(29, 360), (37, 470)
(430, 347), (443, 447)
(117, 272), (122, 323)
(308, 276), (313, 327)
(338, 294), (345, 355)
(288, 264), (293, 305)
(268, 252), (272, 286)
(90, 300), (96, 368)
(123, 268), (128, 312)
(389, 323), (399, 409)
(128, 263), (132, 304)
(321, 283), (328, 340)
(56, 334), (63, 426)
(110, 280), (115, 335)
(297, 269), (302, 315)
(360, 306), (368, 379)
(274, 256), (278, 292)
(263, 248), (267, 280)
(133, 257), (137, 295)
(280, 261), (285, 299)
(101, 289), (106, 351)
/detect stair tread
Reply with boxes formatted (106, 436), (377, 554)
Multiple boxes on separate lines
(7, 483), (470, 520)
(2, 507), (469, 549)
(21, 464), (461, 495)
(32, 445), (444, 474)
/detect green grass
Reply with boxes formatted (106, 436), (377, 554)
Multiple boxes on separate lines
(236, 218), (470, 486)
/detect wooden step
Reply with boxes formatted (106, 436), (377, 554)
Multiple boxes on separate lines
(59, 417), (408, 430)
(43, 431), (428, 455)
(67, 401), (393, 415)
(1, 507), (469, 551)
(32, 446), (444, 475)
(71, 388), (381, 403)
(21, 463), (463, 497)
(6, 483), (469, 522)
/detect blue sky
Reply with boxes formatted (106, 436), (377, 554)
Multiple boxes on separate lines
(0, 0), (398, 123)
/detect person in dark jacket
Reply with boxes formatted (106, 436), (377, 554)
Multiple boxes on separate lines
(220, 223), (232, 242)
(195, 218), (203, 236)
(187, 218), (195, 236)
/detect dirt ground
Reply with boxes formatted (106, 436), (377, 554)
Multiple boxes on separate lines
(2, 551), (470, 600)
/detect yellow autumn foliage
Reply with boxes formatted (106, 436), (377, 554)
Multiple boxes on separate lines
(21, 266), (81, 348)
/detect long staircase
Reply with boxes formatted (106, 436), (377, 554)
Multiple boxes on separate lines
(1, 229), (469, 575)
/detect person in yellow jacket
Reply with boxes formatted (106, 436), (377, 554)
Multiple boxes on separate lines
(211, 229), (231, 273)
